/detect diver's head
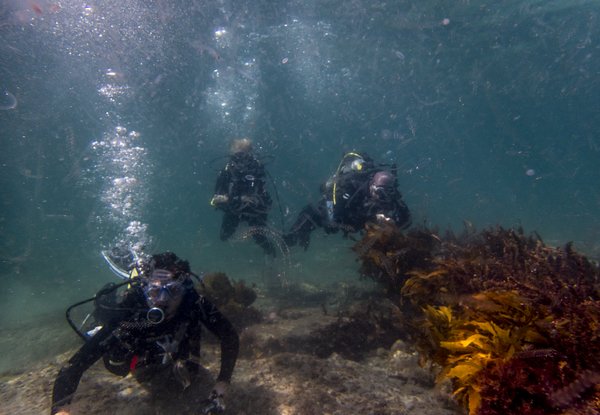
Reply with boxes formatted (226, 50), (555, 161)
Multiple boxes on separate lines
(341, 155), (365, 174)
(142, 269), (185, 323)
(140, 252), (191, 323)
(370, 170), (396, 200)
(230, 138), (253, 155)
(340, 152), (374, 174)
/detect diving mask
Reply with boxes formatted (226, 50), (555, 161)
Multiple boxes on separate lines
(370, 183), (395, 201)
(143, 269), (185, 323)
(370, 171), (395, 199)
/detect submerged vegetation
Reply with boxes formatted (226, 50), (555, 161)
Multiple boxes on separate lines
(196, 272), (262, 328)
(354, 222), (600, 415)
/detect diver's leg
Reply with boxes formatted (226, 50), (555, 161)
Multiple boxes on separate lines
(284, 203), (325, 249)
(220, 213), (239, 241)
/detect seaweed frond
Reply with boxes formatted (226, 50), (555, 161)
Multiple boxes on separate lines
(353, 224), (600, 415)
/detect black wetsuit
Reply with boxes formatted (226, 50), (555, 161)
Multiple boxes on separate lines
(286, 166), (411, 249)
(213, 151), (275, 255)
(51, 286), (239, 414)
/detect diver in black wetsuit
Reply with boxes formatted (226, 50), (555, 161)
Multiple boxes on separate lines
(51, 252), (239, 415)
(210, 138), (276, 256)
(284, 152), (411, 249)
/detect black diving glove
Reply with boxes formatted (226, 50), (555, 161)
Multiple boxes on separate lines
(201, 385), (226, 414)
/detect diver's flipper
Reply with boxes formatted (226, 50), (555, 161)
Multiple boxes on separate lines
(101, 248), (135, 280)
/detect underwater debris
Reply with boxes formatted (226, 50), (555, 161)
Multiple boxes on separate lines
(354, 223), (600, 415)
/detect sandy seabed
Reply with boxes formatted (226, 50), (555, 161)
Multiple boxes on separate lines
(0, 306), (461, 415)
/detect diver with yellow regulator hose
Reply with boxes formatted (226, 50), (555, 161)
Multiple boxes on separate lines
(284, 151), (411, 249)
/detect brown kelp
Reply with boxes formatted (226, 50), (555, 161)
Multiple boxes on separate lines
(353, 222), (441, 300)
(197, 272), (262, 328)
(354, 222), (600, 415)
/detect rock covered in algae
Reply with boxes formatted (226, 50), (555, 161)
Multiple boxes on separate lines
(197, 272), (261, 328)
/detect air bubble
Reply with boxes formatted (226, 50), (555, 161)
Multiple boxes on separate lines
(0, 91), (17, 110)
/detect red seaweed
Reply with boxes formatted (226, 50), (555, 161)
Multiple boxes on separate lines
(354, 222), (600, 415)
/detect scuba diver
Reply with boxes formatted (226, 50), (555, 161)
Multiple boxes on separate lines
(284, 152), (411, 249)
(51, 251), (239, 415)
(210, 138), (277, 257)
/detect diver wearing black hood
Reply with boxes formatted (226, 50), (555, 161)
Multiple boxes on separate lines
(284, 152), (411, 249)
(51, 252), (239, 415)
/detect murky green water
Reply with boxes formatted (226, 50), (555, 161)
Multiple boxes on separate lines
(1, 0), (599, 372)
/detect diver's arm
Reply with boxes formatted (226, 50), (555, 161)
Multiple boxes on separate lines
(254, 158), (267, 180)
(197, 296), (239, 382)
(213, 167), (231, 196)
(390, 198), (411, 229)
(255, 174), (272, 207)
(50, 328), (112, 414)
(211, 168), (232, 207)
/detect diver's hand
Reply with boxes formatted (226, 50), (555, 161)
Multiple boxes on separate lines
(54, 410), (70, 415)
(212, 380), (228, 397)
(211, 194), (229, 205)
(240, 195), (258, 205)
(375, 213), (392, 223)
(202, 381), (228, 414)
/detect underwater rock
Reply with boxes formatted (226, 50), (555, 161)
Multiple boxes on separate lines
(239, 298), (406, 361)
(0, 305), (458, 415)
(266, 280), (332, 306)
